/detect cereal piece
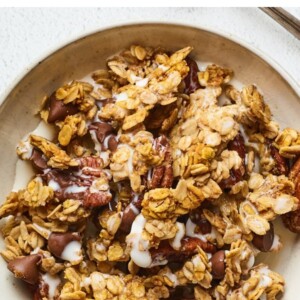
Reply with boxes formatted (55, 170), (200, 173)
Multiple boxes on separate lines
(21, 177), (54, 207)
(41, 254), (65, 275)
(144, 219), (178, 241)
(142, 188), (177, 219)
(211, 150), (243, 183)
(176, 247), (212, 288)
(0, 177), (54, 219)
(245, 174), (298, 224)
(274, 128), (300, 158)
(122, 108), (149, 130)
(30, 135), (78, 169)
(198, 64), (233, 87)
(1, 236), (23, 261)
(226, 264), (284, 300)
(222, 239), (255, 287)
(0, 192), (24, 218)
(58, 113), (87, 146)
(47, 200), (91, 223)
(130, 45), (148, 61)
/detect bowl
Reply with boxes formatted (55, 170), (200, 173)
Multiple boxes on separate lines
(0, 23), (299, 299)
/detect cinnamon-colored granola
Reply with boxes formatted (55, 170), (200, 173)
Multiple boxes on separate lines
(1, 44), (299, 300)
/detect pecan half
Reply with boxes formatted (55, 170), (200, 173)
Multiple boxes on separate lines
(219, 133), (246, 189)
(153, 135), (172, 163)
(78, 156), (104, 176)
(148, 165), (174, 189)
(83, 190), (112, 207)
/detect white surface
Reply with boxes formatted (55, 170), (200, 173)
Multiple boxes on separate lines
(0, 7), (299, 102)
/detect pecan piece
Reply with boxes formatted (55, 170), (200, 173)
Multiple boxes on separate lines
(153, 135), (172, 163)
(149, 166), (165, 189)
(161, 165), (174, 188)
(84, 191), (112, 207)
(148, 135), (174, 189)
(269, 141), (289, 176)
(148, 165), (174, 189)
(181, 237), (216, 254)
(283, 157), (300, 233)
(184, 57), (201, 94)
(219, 133), (246, 189)
(43, 156), (112, 208)
(78, 156), (104, 176)
(150, 237), (216, 263)
(290, 156), (300, 201)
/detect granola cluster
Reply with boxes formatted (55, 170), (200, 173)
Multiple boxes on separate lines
(1, 45), (299, 300)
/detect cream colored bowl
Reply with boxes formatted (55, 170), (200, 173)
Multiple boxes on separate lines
(0, 23), (299, 299)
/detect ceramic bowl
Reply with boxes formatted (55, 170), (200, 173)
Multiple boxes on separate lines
(0, 23), (299, 299)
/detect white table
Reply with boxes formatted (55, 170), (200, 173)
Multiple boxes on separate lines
(0, 7), (299, 102)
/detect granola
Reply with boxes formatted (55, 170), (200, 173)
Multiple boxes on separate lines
(1, 44), (299, 300)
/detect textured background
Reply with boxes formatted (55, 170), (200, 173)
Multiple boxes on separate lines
(0, 7), (299, 102)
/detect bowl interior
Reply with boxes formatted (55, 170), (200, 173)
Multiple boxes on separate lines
(0, 23), (299, 299)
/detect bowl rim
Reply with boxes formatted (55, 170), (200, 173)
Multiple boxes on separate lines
(1, 21), (299, 107)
